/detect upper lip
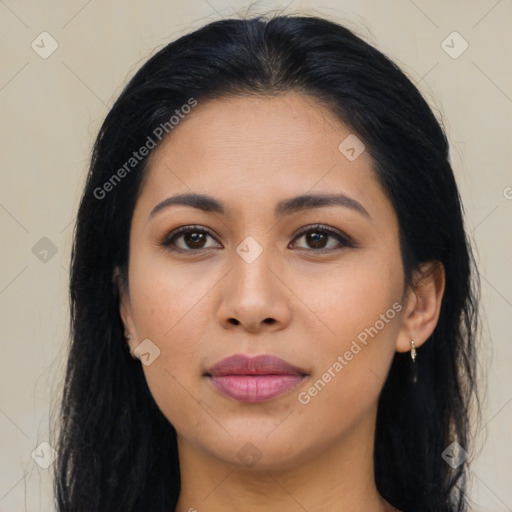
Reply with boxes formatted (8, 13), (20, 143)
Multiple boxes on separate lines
(205, 354), (308, 377)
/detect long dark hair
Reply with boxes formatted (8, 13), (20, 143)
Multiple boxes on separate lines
(52, 13), (481, 512)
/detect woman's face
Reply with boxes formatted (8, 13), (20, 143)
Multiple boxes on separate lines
(118, 92), (412, 469)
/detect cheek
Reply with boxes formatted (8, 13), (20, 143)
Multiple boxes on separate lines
(297, 253), (403, 410)
(297, 306), (400, 436)
(129, 253), (213, 339)
(302, 249), (403, 346)
(127, 257), (216, 427)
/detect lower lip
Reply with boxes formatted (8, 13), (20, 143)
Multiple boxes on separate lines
(207, 374), (306, 403)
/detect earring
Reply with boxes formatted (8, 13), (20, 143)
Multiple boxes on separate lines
(125, 334), (131, 340)
(410, 340), (417, 362)
(410, 339), (418, 384)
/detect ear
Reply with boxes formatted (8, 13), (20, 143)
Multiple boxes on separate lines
(113, 266), (137, 355)
(395, 260), (445, 353)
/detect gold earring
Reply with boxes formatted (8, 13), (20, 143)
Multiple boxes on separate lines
(410, 340), (418, 384)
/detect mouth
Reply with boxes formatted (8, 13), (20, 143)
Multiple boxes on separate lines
(204, 354), (308, 403)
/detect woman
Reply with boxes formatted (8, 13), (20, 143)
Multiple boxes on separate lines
(52, 13), (480, 512)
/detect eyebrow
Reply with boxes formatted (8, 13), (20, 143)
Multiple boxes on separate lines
(148, 192), (371, 220)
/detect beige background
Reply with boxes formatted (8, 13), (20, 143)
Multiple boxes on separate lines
(0, 0), (511, 510)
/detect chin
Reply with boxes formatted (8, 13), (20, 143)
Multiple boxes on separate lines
(198, 430), (312, 471)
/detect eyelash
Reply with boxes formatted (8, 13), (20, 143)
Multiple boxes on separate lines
(160, 224), (354, 254)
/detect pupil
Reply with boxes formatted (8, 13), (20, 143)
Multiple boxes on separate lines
(307, 232), (326, 248)
(186, 232), (205, 247)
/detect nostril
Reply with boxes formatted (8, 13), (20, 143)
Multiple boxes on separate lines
(227, 318), (275, 326)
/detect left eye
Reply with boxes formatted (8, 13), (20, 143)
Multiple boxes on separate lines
(290, 225), (352, 252)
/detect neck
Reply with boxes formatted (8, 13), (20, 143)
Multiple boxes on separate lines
(173, 406), (396, 512)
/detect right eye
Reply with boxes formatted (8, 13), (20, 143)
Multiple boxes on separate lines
(160, 225), (223, 252)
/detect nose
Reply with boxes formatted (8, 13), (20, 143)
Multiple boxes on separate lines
(216, 243), (292, 334)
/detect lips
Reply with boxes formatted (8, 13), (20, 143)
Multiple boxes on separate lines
(206, 354), (308, 377)
(205, 354), (308, 403)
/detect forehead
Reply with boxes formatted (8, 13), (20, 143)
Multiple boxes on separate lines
(148, 92), (353, 165)
(136, 92), (393, 223)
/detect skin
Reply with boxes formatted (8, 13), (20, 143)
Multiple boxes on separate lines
(116, 92), (445, 512)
